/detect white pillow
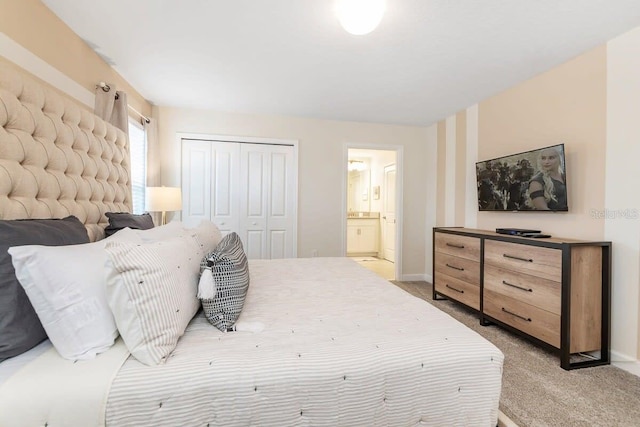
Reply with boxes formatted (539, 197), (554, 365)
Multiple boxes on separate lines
(126, 220), (184, 241)
(8, 232), (141, 360)
(187, 220), (223, 254)
(126, 220), (223, 255)
(104, 235), (203, 366)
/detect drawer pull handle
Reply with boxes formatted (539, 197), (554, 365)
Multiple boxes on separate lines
(502, 280), (533, 292)
(503, 253), (533, 263)
(501, 307), (531, 322)
(446, 243), (465, 249)
(446, 284), (464, 294)
(445, 263), (464, 271)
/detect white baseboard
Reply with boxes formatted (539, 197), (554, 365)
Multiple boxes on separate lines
(399, 273), (429, 282)
(611, 349), (638, 363)
(611, 350), (640, 378)
(612, 360), (640, 378)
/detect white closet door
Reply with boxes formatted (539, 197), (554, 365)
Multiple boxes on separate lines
(182, 138), (296, 259)
(182, 140), (240, 234)
(239, 144), (295, 259)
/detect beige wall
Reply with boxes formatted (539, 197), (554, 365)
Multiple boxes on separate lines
(0, 0), (151, 117)
(606, 27), (640, 362)
(436, 120), (446, 226)
(477, 46), (607, 240)
(455, 111), (467, 226)
(155, 106), (429, 278)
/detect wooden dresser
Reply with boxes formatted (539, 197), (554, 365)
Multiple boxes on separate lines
(433, 227), (611, 370)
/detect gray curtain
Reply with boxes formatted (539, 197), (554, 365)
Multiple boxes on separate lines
(144, 118), (160, 186)
(94, 84), (129, 134)
(143, 118), (162, 225)
(95, 83), (130, 211)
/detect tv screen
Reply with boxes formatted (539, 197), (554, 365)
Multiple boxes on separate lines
(476, 143), (567, 212)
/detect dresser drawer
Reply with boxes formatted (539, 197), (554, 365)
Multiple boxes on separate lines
(434, 272), (480, 310)
(484, 240), (561, 282)
(434, 232), (480, 262)
(484, 289), (560, 348)
(484, 264), (561, 315)
(434, 252), (480, 285)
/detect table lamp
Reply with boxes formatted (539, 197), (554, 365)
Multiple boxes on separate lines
(145, 186), (182, 225)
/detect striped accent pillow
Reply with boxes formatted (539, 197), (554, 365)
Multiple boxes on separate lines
(199, 233), (250, 331)
(105, 235), (202, 365)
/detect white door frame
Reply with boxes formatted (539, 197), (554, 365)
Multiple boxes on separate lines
(178, 132), (299, 257)
(342, 143), (403, 281)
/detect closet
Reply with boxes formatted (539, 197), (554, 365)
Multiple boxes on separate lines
(181, 138), (297, 259)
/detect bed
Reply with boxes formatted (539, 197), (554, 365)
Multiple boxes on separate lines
(0, 65), (503, 426)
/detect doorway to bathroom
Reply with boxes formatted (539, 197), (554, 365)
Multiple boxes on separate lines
(345, 147), (400, 281)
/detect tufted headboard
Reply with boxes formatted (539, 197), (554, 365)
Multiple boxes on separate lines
(0, 66), (132, 241)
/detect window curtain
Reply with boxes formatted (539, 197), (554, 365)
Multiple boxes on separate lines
(94, 84), (129, 134)
(95, 84), (131, 211)
(143, 118), (163, 225)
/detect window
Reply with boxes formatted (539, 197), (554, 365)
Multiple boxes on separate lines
(128, 120), (147, 214)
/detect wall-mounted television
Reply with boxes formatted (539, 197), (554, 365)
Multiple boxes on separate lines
(476, 143), (567, 212)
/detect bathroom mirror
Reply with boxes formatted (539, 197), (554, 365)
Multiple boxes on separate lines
(347, 168), (371, 213)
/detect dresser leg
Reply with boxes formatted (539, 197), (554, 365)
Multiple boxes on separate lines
(432, 291), (447, 301)
(480, 316), (492, 326)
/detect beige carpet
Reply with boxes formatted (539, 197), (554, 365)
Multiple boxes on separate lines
(391, 280), (640, 427)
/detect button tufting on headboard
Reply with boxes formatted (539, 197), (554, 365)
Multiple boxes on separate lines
(0, 66), (133, 241)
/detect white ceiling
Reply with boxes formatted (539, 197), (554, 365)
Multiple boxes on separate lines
(42, 0), (640, 126)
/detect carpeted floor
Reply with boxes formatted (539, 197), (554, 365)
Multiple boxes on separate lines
(391, 280), (640, 427)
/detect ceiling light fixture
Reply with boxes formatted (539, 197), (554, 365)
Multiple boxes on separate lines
(336, 0), (386, 36)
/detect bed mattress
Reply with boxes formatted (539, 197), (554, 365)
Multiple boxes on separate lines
(106, 257), (503, 426)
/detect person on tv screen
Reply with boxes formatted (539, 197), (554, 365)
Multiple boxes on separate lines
(527, 146), (567, 210)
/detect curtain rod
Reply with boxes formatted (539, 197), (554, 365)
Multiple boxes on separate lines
(97, 82), (151, 124)
(128, 105), (151, 124)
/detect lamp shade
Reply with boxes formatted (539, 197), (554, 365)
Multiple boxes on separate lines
(145, 187), (182, 212)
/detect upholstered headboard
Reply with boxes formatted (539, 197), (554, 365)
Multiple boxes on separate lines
(0, 66), (132, 241)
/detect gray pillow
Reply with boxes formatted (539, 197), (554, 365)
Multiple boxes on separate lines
(104, 212), (154, 237)
(199, 233), (250, 332)
(0, 216), (90, 362)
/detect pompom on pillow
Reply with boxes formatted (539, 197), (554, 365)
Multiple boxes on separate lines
(198, 233), (250, 332)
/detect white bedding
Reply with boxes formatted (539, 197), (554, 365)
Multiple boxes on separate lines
(105, 258), (504, 426)
(0, 258), (502, 426)
(0, 339), (129, 427)
(0, 340), (51, 386)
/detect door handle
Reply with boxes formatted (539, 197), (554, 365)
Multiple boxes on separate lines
(252, 222), (257, 225)
(382, 216), (387, 219)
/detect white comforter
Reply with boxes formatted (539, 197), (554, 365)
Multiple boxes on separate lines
(105, 258), (503, 426)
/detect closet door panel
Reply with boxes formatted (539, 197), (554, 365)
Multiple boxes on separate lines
(181, 141), (211, 228)
(245, 229), (266, 259)
(270, 230), (287, 259)
(266, 146), (295, 259)
(240, 146), (268, 259)
(210, 142), (240, 236)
